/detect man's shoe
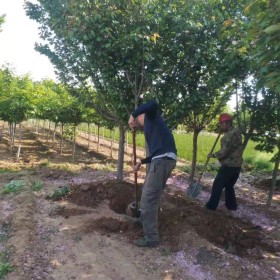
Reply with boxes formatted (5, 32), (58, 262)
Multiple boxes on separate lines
(133, 238), (159, 248)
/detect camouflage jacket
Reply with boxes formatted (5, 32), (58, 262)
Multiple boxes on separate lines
(213, 127), (243, 167)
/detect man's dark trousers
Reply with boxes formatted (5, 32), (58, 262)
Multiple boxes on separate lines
(206, 165), (241, 210)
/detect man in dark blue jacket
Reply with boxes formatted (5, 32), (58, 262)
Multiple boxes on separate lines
(128, 100), (177, 247)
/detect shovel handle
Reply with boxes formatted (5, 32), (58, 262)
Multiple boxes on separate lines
(132, 129), (139, 209)
(197, 133), (221, 183)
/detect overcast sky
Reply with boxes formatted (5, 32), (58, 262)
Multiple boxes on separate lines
(0, 0), (57, 81)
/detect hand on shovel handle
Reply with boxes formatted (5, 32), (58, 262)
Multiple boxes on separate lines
(133, 160), (141, 172)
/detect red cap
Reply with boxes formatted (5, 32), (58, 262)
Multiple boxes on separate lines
(219, 113), (232, 123)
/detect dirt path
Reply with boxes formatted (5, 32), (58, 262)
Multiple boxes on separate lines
(0, 126), (280, 280)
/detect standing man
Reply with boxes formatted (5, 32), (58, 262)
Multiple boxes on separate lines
(205, 113), (243, 211)
(128, 100), (177, 247)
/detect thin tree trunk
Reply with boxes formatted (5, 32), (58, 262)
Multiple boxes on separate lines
(97, 125), (100, 151)
(94, 125), (97, 141)
(189, 129), (200, 182)
(102, 126), (105, 144)
(113, 128), (116, 144)
(9, 123), (14, 154)
(60, 123), (64, 155)
(52, 123), (57, 146)
(0, 121), (5, 140)
(87, 123), (90, 150)
(37, 119), (40, 134)
(42, 120), (46, 140)
(110, 129), (113, 158)
(117, 125), (125, 180)
(72, 125), (76, 160)
(16, 122), (22, 161)
(266, 148), (280, 207)
(47, 121), (51, 143)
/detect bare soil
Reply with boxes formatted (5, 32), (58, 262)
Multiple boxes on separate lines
(0, 125), (280, 280)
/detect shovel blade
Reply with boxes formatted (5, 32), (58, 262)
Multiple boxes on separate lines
(186, 182), (202, 198)
(126, 201), (141, 218)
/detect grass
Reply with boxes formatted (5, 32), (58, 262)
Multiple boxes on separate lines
(0, 226), (12, 279)
(243, 154), (274, 171)
(0, 225), (10, 243)
(47, 186), (70, 200)
(1, 180), (26, 195)
(0, 261), (12, 279)
(31, 180), (43, 192)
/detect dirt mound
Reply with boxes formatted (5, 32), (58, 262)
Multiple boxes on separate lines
(60, 180), (277, 259)
(158, 190), (276, 258)
(65, 179), (137, 214)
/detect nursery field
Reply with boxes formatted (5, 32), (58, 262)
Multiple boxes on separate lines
(0, 125), (280, 280)
(77, 123), (276, 172)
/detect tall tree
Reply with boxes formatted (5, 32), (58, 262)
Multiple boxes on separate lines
(245, 0), (280, 206)
(154, 0), (249, 181)
(24, 0), (174, 178)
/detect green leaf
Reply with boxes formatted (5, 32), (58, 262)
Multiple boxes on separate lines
(263, 24), (280, 34)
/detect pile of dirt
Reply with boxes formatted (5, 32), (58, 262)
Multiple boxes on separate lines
(64, 179), (137, 214)
(52, 180), (278, 260)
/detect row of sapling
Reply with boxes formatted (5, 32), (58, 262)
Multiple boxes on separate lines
(0, 0), (278, 205)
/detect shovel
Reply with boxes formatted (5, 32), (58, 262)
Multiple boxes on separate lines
(186, 133), (221, 198)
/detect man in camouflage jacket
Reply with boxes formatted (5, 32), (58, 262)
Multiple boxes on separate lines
(205, 113), (243, 211)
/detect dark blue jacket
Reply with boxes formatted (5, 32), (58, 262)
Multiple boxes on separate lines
(132, 100), (177, 164)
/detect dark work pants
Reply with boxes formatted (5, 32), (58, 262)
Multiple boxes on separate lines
(140, 158), (176, 242)
(205, 166), (241, 211)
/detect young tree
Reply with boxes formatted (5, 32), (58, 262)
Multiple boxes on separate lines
(24, 0), (171, 178)
(244, 0), (280, 206)
(154, 0), (249, 181)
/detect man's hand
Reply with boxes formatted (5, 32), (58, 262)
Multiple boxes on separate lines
(128, 115), (136, 129)
(207, 153), (215, 159)
(133, 160), (142, 172)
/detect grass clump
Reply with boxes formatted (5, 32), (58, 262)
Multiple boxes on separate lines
(0, 225), (10, 243)
(47, 186), (70, 200)
(31, 180), (43, 192)
(1, 180), (26, 195)
(243, 154), (274, 172)
(0, 261), (13, 278)
(0, 250), (13, 279)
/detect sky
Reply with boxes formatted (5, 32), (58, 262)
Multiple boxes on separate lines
(0, 0), (57, 81)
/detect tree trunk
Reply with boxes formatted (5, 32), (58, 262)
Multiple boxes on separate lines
(60, 123), (64, 155)
(87, 123), (90, 150)
(47, 120), (51, 143)
(117, 125), (125, 180)
(102, 127), (105, 144)
(37, 119), (40, 134)
(110, 129), (113, 158)
(16, 122), (22, 161)
(42, 120), (46, 139)
(97, 125), (100, 151)
(9, 123), (15, 154)
(72, 125), (76, 160)
(189, 129), (200, 182)
(52, 123), (57, 146)
(0, 121), (5, 140)
(266, 148), (280, 207)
